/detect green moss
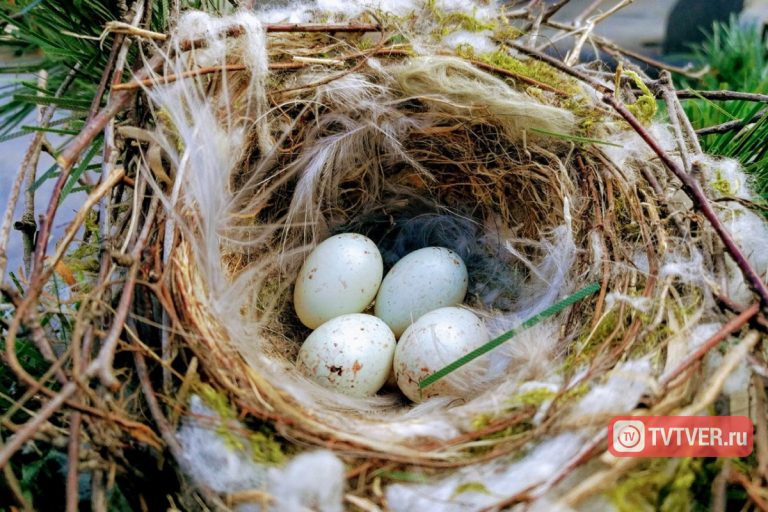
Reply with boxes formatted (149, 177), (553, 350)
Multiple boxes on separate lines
(606, 458), (748, 512)
(198, 384), (286, 465)
(452, 481), (491, 498)
(510, 387), (557, 407)
(479, 50), (579, 95)
(622, 69), (658, 125)
(426, 0), (496, 38)
(609, 459), (694, 512)
(709, 166), (743, 196)
(562, 310), (621, 372)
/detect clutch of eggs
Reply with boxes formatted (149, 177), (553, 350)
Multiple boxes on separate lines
(294, 233), (485, 400)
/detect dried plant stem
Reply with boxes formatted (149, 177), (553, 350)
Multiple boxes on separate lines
(753, 374), (768, 480)
(660, 303), (759, 387)
(681, 331), (761, 415)
(659, 79), (694, 173)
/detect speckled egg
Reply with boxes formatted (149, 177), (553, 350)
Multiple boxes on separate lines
(297, 314), (396, 397)
(394, 307), (488, 402)
(294, 233), (383, 329)
(375, 247), (468, 337)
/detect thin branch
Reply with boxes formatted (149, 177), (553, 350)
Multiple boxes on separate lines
(696, 109), (767, 136)
(133, 346), (225, 509)
(65, 412), (82, 512)
(674, 89), (768, 103)
(92, 196), (158, 389)
(658, 71), (702, 155)
(659, 303), (760, 387)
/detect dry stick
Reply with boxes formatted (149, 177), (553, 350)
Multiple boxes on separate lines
(659, 76), (694, 173)
(86, 33), (126, 123)
(659, 71), (703, 156)
(544, 19), (705, 79)
(18, 71), (49, 275)
(659, 303), (760, 387)
(132, 347), (225, 510)
(674, 89), (768, 103)
(753, 374), (768, 480)
(65, 412), (81, 512)
(93, 197), (159, 389)
(697, 108), (768, 136)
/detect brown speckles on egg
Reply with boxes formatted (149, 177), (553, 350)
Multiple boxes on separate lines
(297, 313), (396, 397)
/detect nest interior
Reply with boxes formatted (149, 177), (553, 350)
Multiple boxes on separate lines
(145, 6), (714, 467)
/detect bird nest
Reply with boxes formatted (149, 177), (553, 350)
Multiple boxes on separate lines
(5, 1), (768, 510)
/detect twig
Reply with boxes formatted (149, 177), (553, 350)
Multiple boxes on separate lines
(573, 0), (605, 25)
(1, 444), (32, 511)
(659, 304), (760, 387)
(753, 374), (768, 480)
(730, 469), (768, 512)
(696, 108), (768, 136)
(16, 71), (50, 275)
(92, 196), (158, 389)
(658, 74), (694, 172)
(545, 19), (706, 79)
(674, 89), (768, 103)
(65, 412), (82, 512)
(682, 331), (761, 415)
(87, 35), (125, 122)
(659, 71), (703, 156)
(133, 346), (225, 510)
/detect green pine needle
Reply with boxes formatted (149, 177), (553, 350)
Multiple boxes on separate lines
(419, 282), (601, 390)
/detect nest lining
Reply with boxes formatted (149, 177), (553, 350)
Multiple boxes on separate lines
(136, 2), (765, 487)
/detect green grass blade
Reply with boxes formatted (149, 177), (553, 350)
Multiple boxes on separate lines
(419, 282), (601, 390)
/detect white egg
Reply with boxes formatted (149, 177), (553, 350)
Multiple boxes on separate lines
(375, 247), (468, 337)
(297, 314), (396, 397)
(294, 233), (383, 329)
(394, 307), (488, 402)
